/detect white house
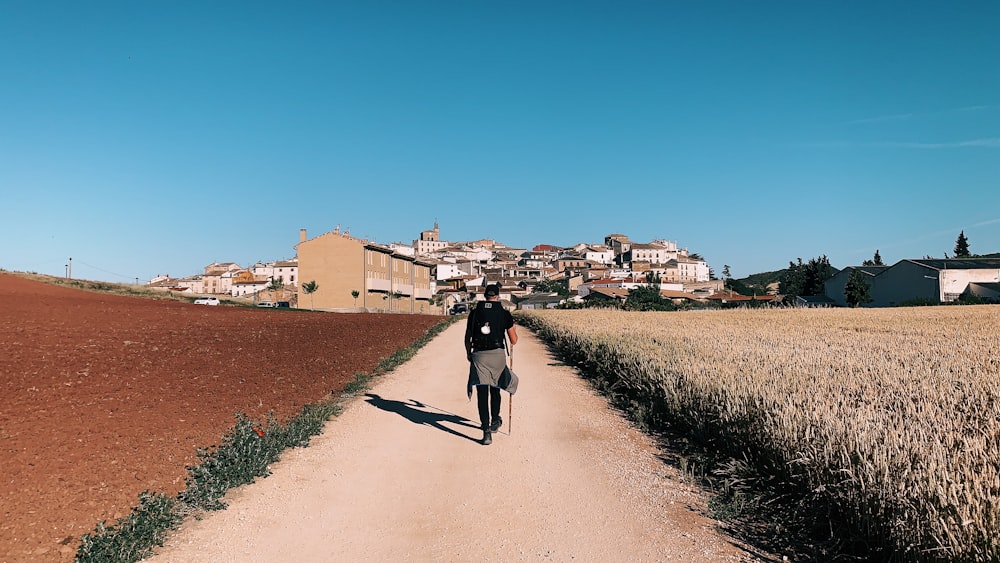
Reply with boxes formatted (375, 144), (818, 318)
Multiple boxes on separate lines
(447, 244), (493, 264)
(273, 259), (298, 286)
(434, 260), (475, 282)
(232, 278), (269, 298)
(252, 259), (299, 287)
(175, 275), (203, 293)
(623, 243), (674, 264)
(581, 245), (615, 265)
(387, 243), (416, 257)
(676, 256), (710, 282)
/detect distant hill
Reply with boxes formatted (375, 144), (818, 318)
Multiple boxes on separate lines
(740, 269), (785, 289)
(735, 264), (843, 296)
(724, 269), (784, 296)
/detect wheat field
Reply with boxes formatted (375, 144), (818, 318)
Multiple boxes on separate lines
(518, 306), (1000, 561)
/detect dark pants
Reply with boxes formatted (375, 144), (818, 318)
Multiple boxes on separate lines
(476, 385), (501, 429)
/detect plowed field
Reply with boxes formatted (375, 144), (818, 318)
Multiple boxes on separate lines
(0, 273), (443, 562)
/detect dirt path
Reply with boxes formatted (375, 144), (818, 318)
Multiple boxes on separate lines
(145, 323), (761, 562)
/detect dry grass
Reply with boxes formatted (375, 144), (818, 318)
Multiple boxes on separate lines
(518, 306), (1000, 561)
(5, 271), (246, 305)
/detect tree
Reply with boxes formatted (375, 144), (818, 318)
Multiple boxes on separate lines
(844, 269), (873, 308)
(722, 264), (731, 279)
(862, 249), (884, 267)
(266, 277), (284, 304)
(779, 258), (806, 298)
(623, 285), (674, 311)
(644, 271), (662, 288)
(805, 256), (834, 296)
(532, 279), (569, 297)
(351, 290), (360, 308)
(779, 255), (834, 300)
(954, 230), (971, 257)
(302, 280), (319, 310)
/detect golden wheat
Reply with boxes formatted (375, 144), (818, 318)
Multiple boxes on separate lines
(519, 306), (1000, 561)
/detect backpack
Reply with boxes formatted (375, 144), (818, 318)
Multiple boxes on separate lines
(470, 301), (508, 351)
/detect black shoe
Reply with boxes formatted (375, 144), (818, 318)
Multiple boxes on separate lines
(489, 416), (503, 432)
(482, 430), (492, 445)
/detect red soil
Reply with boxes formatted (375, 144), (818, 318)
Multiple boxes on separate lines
(0, 273), (443, 562)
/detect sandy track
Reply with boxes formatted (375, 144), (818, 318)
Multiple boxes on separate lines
(145, 323), (759, 562)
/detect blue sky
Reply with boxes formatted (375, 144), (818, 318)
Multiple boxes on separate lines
(2, 1), (998, 283)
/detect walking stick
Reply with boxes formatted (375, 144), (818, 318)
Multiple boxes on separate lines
(507, 333), (513, 436)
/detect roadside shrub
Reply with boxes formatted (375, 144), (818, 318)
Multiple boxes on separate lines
(179, 413), (290, 511)
(76, 492), (180, 563)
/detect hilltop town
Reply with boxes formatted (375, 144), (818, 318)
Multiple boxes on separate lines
(147, 223), (723, 313)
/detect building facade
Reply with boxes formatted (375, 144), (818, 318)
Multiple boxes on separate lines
(414, 222), (450, 256)
(296, 228), (435, 313)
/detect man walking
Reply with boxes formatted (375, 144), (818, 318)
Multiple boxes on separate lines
(465, 283), (518, 445)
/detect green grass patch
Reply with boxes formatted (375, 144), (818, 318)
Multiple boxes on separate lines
(76, 492), (181, 563)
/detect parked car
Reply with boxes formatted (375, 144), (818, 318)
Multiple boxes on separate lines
(194, 297), (220, 306)
(257, 301), (275, 308)
(450, 303), (469, 315)
(276, 301), (291, 308)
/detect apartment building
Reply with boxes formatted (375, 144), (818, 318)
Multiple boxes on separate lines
(296, 228), (435, 313)
(676, 256), (710, 282)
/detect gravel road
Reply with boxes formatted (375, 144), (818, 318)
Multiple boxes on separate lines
(145, 322), (762, 562)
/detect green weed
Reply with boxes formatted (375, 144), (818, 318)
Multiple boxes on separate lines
(76, 492), (180, 563)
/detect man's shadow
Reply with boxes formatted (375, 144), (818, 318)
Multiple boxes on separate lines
(364, 394), (481, 443)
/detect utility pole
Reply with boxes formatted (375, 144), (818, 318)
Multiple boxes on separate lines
(68, 257), (72, 279)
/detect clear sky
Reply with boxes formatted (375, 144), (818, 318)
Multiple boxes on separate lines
(2, 1), (998, 283)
